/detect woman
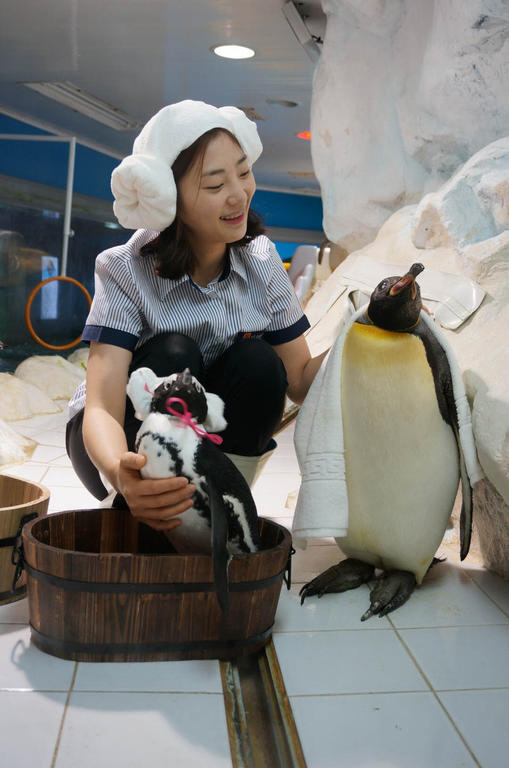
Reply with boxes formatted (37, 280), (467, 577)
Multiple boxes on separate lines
(66, 100), (327, 533)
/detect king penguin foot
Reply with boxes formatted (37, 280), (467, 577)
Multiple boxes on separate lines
(361, 570), (417, 621)
(299, 558), (375, 605)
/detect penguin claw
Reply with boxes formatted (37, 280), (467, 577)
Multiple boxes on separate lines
(360, 606), (376, 622)
(361, 570), (416, 620)
(299, 559), (375, 605)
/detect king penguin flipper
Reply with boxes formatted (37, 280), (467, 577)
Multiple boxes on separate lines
(206, 474), (230, 615)
(458, 440), (473, 560)
(413, 320), (473, 559)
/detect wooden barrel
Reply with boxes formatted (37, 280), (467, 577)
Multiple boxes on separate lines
(23, 508), (292, 662)
(0, 474), (50, 605)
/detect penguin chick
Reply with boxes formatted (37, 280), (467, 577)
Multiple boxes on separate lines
(299, 263), (474, 619)
(126, 367), (261, 613)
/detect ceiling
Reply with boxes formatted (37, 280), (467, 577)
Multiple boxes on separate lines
(0, 0), (326, 197)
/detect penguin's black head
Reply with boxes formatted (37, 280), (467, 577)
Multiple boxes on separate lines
(150, 368), (208, 422)
(368, 263), (424, 331)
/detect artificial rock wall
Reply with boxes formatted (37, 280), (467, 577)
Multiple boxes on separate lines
(312, 0), (509, 250)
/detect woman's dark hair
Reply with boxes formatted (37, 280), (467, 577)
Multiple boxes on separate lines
(140, 127), (265, 279)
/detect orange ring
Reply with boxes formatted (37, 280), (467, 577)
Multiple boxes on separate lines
(25, 276), (92, 351)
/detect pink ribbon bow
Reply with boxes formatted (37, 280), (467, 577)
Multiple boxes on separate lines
(165, 397), (223, 444)
(143, 384), (223, 445)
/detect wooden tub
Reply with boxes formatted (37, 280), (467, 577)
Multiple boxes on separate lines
(22, 507), (292, 662)
(0, 474), (49, 605)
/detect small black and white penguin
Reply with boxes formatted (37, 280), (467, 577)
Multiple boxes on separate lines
(127, 367), (261, 613)
(299, 263), (475, 619)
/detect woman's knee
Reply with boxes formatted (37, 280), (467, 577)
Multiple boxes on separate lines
(207, 338), (287, 408)
(130, 333), (204, 379)
(228, 338), (288, 391)
(209, 340), (287, 454)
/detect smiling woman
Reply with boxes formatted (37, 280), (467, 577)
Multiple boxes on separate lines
(140, 128), (264, 283)
(64, 100), (328, 531)
(179, 133), (257, 286)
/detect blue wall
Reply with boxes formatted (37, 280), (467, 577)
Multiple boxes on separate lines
(0, 113), (323, 233)
(0, 114), (119, 200)
(252, 189), (322, 232)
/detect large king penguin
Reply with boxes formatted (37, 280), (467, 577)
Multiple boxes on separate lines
(299, 263), (475, 619)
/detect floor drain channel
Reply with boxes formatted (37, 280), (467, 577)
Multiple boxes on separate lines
(220, 638), (307, 768)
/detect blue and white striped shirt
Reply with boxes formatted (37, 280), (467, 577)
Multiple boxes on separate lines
(68, 229), (309, 417)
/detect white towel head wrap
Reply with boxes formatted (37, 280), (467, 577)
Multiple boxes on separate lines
(111, 100), (263, 231)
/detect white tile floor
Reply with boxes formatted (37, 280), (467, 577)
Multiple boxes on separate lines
(1, 408), (508, 768)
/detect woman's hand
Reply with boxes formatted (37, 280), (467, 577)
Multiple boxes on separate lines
(115, 452), (196, 531)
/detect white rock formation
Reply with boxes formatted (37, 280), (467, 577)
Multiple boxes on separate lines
(15, 355), (85, 401)
(0, 418), (36, 465)
(312, 0), (509, 250)
(67, 347), (89, 371)
(0, 373), (61, 421)
(412, 137), (509, 249)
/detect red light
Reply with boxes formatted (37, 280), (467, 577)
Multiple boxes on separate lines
(297, 131), (311, 140)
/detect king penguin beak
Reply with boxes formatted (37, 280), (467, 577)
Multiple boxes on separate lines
(389, 263), (424, 299)
(389, 274), (416, 298)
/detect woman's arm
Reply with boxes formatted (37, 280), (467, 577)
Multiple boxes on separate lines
(273, 335), (328, 405)
(83, 341), (195, 530)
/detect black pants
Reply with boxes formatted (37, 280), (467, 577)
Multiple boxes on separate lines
(66, 333), (288, 500)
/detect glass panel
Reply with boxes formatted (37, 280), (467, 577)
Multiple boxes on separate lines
(0, 202), (125, 372)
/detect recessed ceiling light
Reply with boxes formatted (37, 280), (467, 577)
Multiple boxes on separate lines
(297, 131), (311, 140)
(212, 45), (255, 60)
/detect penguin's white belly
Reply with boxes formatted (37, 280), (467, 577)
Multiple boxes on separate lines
(136, 413), (212, 552)
(337, 323), (460, 583)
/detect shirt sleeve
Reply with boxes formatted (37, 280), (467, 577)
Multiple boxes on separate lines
(262, 241), (310, 345)
(81, 249), (143, 351)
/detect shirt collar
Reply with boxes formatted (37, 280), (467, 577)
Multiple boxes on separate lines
(154, 271), (188, 300)
(153, 245), (248, 300)
(228, 245), (248, 283)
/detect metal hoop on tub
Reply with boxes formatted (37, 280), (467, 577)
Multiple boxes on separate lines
(24, 276), (92, 351)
